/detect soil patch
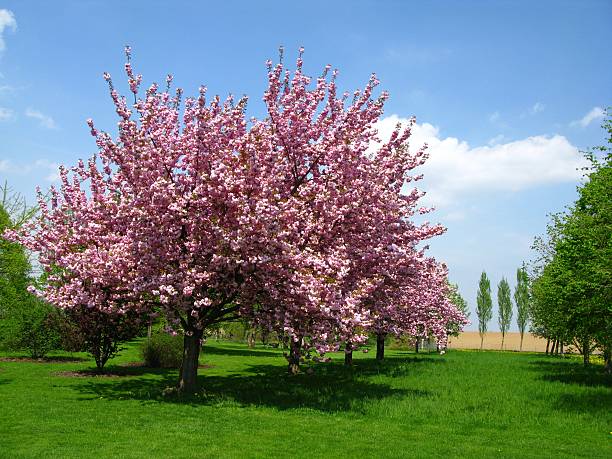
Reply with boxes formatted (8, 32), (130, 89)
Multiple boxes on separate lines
(54, 370), (131, 378)
(0, 357), (87, 364)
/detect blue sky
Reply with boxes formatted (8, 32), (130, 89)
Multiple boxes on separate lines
(1, 1), (610, 330)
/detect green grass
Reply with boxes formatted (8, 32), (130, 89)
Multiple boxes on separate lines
(0, 341), (610, 458)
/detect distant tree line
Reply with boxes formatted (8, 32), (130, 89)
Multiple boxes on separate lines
(476, 268), (531, 351)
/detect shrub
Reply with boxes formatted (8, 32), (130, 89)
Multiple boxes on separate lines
(66, 306), (144, 371)
(141, 332), (184, 368)
(0, 295), (60, 358)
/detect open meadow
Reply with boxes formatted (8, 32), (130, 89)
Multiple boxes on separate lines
(0, 340), (610, 458)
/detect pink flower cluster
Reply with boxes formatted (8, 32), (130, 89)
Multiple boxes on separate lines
(8, 48), (467, 357)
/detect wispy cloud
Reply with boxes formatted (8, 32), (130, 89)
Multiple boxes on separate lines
(25, 108), (57, 129)
(520, 102), (545, 118)
(570, 106), (605, 128)
(488, 111), (500, 123)
(0, 9), (16, 53)
(374, 115), (587, 207)
(0, 106), (14, 120)
(0, 158), (60, 182)
(487, 134), (506, 146)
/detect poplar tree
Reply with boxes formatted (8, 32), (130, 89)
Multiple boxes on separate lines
(476, 271), (492, 350)
(514, 267), (530, 351)
(497, 278), (512, 349)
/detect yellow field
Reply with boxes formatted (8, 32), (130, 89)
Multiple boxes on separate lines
(448, 331), (548, 352)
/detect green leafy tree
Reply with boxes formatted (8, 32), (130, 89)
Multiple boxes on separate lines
(514, 266), (531, 351)
(0, 187), (60, 358)
(446, 280), (470, 337)
(530, 110), (611, 370)
(476, 271), (492, 350)
(497, 278), (512, 349)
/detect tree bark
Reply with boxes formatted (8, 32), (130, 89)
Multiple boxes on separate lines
(247, 329), (255, 348)
(545, 338), (550, 355)
(178, 328), (203, 394)
(580, 336), (590, 366)
(288, 337), (301, 374)
(519, 332), (524, 352)
(344, 341), (353, 366)
(376, 333), (385, 360)
(604, 347), (611, 375)
(415, 337), (420, 354)
(480, 334), (484, 351)
(501, 332), (505, 350)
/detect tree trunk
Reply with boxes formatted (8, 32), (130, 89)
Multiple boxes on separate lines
(376, 333), (385, 360)
(288, 337), (301, 375)
(247, 330), (255, 348)
(480, 333), (484, 351)
(501, 332), (505, 350)
(178, 328), (203, 394)
(415, 337), (420, 354)
(604, 347), (611, 375)
(519, 332), (524, 352)
(581, 336), (590, 366)
(344, 341), (353, 366)
(545, 338), (550, 355)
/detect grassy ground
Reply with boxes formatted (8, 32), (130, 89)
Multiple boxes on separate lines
(0, 340), (610, 458)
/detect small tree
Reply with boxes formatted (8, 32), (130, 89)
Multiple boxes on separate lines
(514, 266), (530, 351)
(446, 280), (470, 337)
(66, 306), (144, 371)
(476, 271), (492, 350)
(497, 278), (512, 349)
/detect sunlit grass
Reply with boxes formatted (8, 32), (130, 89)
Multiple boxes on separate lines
(0, 340), (610, 458)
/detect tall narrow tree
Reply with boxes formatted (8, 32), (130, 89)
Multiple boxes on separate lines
(497, 278), (512, 349)
(514, 267), (530, 351)
(476, 271), (492, 350)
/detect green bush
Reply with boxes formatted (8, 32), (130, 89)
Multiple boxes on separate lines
(0, 295), (61, 359)
(141, 332), (184, 368)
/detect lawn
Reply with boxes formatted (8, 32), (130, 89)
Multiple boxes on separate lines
(0, 341), (610, 458)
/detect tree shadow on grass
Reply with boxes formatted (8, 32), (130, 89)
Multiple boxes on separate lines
(72, 357), (436, 412)
(56, 363), (175, 378)
(201, 344), (284, 358)
(529, 359), (612, 387)
(552, 392), (612, 414)
(528, 358), (612, 415)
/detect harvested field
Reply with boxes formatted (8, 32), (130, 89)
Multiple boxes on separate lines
(448, 331), (549, 352)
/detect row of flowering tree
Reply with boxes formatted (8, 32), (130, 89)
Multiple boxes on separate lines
(7, 48), (467, 393)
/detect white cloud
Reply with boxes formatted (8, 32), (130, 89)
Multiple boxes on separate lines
(375, 115), (587, 207)
(0, 9), (16, 53)
(25, 108), (57, 129)
(570, 106), (605, 128)
(0, 106), (13, 120)
(0, 158), (59, 182)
